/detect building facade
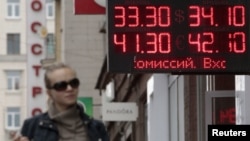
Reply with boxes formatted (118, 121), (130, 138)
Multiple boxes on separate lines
(55, 0), (106, 119)
(0, 0), (54, 140)
(54, 0), (250, 141)
(95, 61), (246, 141)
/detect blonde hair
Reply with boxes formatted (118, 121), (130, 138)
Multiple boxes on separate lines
(44, 62), (75, 89)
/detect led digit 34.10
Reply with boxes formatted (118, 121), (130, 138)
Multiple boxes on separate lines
(107, 0), (250, 73)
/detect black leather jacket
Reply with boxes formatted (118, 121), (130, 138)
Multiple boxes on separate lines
(20, 105), (109, 141)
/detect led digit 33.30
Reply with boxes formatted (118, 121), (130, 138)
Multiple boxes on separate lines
(107, 0), (250, 73)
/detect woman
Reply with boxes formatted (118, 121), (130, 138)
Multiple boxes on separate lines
(14, 62), (109, 141)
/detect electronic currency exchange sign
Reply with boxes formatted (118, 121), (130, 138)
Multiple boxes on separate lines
(107, 0), (250, 74)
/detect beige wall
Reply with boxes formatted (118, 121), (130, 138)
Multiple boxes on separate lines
(60, 0), (106, 119)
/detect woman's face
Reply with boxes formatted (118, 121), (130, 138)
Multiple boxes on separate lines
(46, 67), (79, 110)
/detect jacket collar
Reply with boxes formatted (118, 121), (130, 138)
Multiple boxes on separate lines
(77, 103), (93, 125)
(38, 103), (93, 130)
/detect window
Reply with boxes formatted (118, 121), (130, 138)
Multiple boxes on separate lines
(6, 107), (20, 130)
(7, 0), (20, 19)
(46, 33), (55, 58)
(7, 34), (20, 54)
(46, 1), (55, 19)
(6, 70), (21, 91)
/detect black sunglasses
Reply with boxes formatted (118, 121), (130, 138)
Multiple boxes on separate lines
(48, 78), (80, 91)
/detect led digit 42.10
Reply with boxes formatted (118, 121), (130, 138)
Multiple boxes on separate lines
(189, 32), (245, 53)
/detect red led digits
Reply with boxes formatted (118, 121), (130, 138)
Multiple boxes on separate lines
(136, 34), (140, 53)
(146, 6), (157, 27)
(189, 5), (245, 27)
(114, 32), (172, 54)
(189, 6), (214, 26)
(114, 34), (126, 52)
(114, 6), (125, 27)
(128, 6), (139, 27)
(113, 5), (246, 54)
(228, 32), (246, 53)
(188, 5), (246, 54)
(158, 6), (170, 27)
(189, 33), (201, 52)
(228, 6), (245, 26)
(202, 32), (214, 53)
(189, 32), (214, 53)
(159, 33), (171, 53)
(114, 6), (144, 27)
(114, 6), (170, 27)
(145, 32), (171, 54)
(145, 6), (171, 27)
(146, 33), (157, 53)
(189, 6), (200, 26)
(202, 7), (214, 26)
